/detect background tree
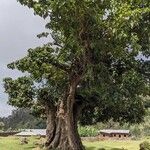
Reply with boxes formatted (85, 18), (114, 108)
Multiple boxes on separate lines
(0, 122), (5, 131)
(0, 108), (46, 130)
(3, 0), (150, 150)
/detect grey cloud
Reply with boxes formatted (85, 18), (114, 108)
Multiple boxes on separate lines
(0, 0), (48, 117)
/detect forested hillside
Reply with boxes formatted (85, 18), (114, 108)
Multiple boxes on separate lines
(0, 108), (46, 130)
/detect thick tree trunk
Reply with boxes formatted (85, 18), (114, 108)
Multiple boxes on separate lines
(45, 104), (56, 147)
(39, 71), (85, 149)
(65, 79), (84, 150)
(45, 77), (84, 150)
(45, 101), (69, 150)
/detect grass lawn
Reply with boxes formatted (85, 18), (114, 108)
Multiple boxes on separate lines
(0, 136), (36, 150)
(84, 138), (150, 150)
(0, 136), (149, 150)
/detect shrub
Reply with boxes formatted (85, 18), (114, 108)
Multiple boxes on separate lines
(78, 125), (98, 137)
(130, 125), (143, 138)
(139, 141), (150, 150)
(131, 136), (141, 141)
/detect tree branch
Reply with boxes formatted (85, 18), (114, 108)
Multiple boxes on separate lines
(49, 58), (70, 72)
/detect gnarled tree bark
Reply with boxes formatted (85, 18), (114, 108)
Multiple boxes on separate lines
(65, 77), (84, 150)
(45, 77), (85, 150)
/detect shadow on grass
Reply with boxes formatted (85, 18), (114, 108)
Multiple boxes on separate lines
(86, 147), (127, 150)
(23, 146), (36, 150)
(86, 146), (106, 150)
(86, 147), (96, 150)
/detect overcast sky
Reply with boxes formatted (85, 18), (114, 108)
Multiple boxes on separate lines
(0, 0), (48, 117)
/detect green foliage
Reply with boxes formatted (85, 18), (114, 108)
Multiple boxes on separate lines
(130, 109), (150, 138)
(78, 125), (98, 137)
(79, 108), (150, 138)
(0, 122), (5, 131)
(140, 141), (150, 150)
(0, 108), (46, 130)
(130, 125), (143, 138)
(4, 77), (35, 108)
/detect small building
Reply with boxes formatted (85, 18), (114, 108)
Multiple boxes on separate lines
(15, 129), (46, 137)
(98, 129), (130, 140)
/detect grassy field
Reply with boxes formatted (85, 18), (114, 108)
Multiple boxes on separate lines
(0, 136), (36, 150)
(84, 139), (150, 150)
(0, 136), (149, 150)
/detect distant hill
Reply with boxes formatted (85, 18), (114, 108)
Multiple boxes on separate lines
(0, 108), (46, 130)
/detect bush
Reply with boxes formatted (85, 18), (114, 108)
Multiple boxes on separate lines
(78, 125), (98, 137)
(131, 136), (141, 141)
(139, 141), (150, 150)
(130, 125), (143, 138)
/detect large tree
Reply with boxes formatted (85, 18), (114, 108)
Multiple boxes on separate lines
(3, 0), (150, 150)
